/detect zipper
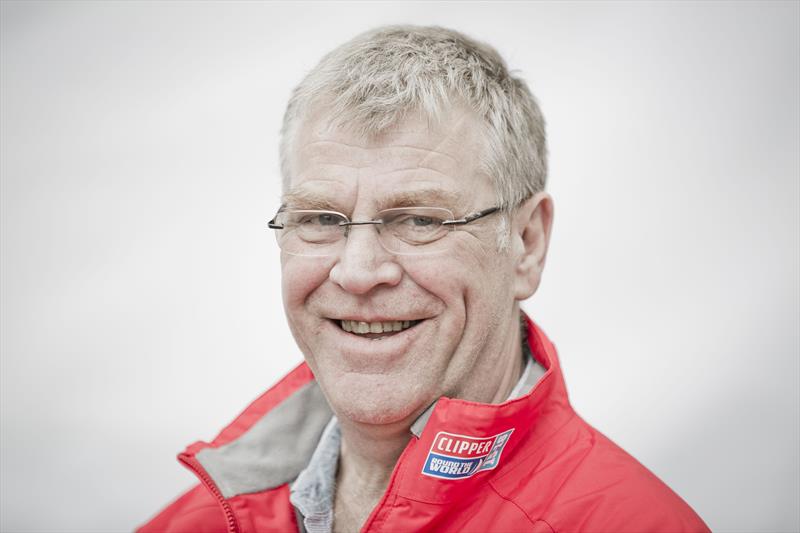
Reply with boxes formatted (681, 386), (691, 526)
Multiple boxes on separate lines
(179, 453), (240, 533)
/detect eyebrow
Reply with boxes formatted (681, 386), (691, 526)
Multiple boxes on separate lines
(281, 189), (342, 211)
(281, 187), (466, 213)
(376, 188), (465, 211)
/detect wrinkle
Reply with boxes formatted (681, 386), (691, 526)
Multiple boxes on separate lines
(302, 140), (460, 166)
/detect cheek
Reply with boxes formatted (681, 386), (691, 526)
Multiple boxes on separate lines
(281, 255), (334, 316)
(400, 258), (461, 306)
(404, 247), (515, 357)
(403, 240), (510, 303)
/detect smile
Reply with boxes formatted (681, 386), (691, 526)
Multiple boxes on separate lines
(337, 319), (422, 338)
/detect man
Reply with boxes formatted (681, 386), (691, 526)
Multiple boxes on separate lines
(140, 26), (709, 532)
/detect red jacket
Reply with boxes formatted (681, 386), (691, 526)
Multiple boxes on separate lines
(139, 318), (709, 533)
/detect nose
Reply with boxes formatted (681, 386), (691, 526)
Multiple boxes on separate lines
(328, 224), (402, 294)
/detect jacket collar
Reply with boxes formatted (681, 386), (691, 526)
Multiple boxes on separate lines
(380, 314), (572, 505)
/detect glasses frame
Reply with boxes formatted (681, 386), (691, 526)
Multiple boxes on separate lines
(267, 205), (500, 255)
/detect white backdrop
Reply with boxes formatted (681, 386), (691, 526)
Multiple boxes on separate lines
(1, 2), (798, 531)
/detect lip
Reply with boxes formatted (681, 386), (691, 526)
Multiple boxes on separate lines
(329, 315), (429, 323)
(322, 316), (429, 366)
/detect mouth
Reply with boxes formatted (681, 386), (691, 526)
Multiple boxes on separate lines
(334, 319), (423, 340)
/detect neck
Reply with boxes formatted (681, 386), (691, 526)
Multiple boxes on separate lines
(334, 418), (410, 531)
(486, 310), (525, 403)
(338, 416), (411, 485)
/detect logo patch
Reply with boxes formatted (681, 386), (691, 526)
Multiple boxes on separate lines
(422, 429), (514, 479)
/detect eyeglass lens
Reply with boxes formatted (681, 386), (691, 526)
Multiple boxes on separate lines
(274, 207), (456, 257)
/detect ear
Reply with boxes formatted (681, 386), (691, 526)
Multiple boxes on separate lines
(511, 192), (554, 301)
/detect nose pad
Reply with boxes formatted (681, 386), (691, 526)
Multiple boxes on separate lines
(329, 224), (402, 294)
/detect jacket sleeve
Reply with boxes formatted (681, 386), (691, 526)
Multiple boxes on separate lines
(137, 484), (228, 533)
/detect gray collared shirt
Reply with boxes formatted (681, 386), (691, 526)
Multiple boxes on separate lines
(289, 348), (545, 533)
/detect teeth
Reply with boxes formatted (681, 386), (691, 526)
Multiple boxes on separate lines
(340, 319), (417, 335)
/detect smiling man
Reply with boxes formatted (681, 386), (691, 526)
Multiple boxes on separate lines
(139, 26), (708, 533)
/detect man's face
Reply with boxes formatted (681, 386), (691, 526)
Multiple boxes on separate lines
(281, 106), (523, 425)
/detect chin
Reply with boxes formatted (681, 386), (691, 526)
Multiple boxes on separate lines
(319, 371), (431, 426)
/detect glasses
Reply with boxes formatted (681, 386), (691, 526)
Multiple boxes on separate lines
(268, 206), (499, 257)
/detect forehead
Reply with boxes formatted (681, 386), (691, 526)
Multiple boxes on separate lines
(285, 104), (492, 210)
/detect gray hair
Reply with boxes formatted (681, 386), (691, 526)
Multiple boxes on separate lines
(279, 25), (547, 217)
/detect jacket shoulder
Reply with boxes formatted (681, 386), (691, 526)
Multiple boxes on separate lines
(549, 420), (709, 532)
(137, 484), (227, 533)
(499, 417), (709, 532)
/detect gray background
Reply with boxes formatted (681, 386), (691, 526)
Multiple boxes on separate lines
(1, 1), (798, 531)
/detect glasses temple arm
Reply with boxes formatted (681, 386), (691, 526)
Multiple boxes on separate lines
(441, 206), (500, 226)
(268, 205), (287, 229)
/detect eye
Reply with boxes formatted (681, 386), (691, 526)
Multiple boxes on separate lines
(390, 214), (448, 238)
(410, 216), (434, 227)
(381, 210), (449, 232)
(317, 213), (342, 226)
(388, 213), (443, 226)
(298, 213), (345, 226)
